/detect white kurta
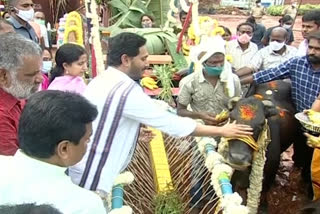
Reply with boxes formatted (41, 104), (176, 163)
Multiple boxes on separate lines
(69, 67), (197, 193)
(0, 150), (106, 214)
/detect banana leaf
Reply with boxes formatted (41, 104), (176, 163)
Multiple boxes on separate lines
(107, 28), (178, 55)
(108, 0), (149, 28)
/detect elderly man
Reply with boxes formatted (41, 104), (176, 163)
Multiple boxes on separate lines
(0, 91), (106, 214)
(241, 31), (320, 192)
(69, 32), (252, 194)
(226, 22), (258, 71)
(0, 18), (14, 33)
(7, 0), (38, 42)
(0, 33), (43, 155)
(177, 37), (241, 209)
(178, 36), (241, 124)
(237, 27), (297, 77)
(298, 9), (320, 56)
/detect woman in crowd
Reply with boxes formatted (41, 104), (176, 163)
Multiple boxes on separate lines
(140, 14), (155, 28)
(48, 43), (87, 94)
(40, 48), (52, 90)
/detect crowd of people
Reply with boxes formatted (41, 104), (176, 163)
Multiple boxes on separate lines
(1, 0), (320, 213)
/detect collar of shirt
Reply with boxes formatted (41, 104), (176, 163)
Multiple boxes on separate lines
(104, 66), (137, 83)
(236, 41), (255, 53)
(9, 16), (33, 30)
(0, 88), (22, 111)
(268, 45), (290, 56)
(13, 150), (68, 178)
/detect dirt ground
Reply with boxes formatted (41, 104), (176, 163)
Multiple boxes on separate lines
(210, 14), (310, 214)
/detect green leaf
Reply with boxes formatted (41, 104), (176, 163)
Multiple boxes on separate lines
(108, 0), (129, 13)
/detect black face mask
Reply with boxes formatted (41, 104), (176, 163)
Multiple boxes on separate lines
(307, 55), (320, 64)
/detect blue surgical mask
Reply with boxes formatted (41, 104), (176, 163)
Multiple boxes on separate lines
(42, 61), (52, 73)
(204, 64), (224, 76)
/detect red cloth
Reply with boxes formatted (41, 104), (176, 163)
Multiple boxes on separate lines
(0, 88), (24, 155)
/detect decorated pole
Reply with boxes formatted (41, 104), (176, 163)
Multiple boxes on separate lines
(85, 0), (105, 77)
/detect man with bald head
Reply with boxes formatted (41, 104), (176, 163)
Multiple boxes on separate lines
(236, 27), (297, 77)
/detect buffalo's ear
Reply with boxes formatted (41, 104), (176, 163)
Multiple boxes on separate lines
(262, 100), (278, 118)
(228, 96), (241, 111)
(244, 82), (257, 98)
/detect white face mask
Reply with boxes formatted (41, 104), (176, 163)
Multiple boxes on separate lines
(283, 24), (292, 29)
(42, 61), (53, 73)
(15, 7), (34, 22)
(269, 41), (285, 51)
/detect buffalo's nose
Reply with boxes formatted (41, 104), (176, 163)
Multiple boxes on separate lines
(229, 152), (252, 168)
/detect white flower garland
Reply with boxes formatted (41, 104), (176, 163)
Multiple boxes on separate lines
(196, 137), (248, 214)
(246, 121), (270, 214)
(113, 171), (135, 186)
(85, 0), (105, 76)
(106, 171), (135, 213)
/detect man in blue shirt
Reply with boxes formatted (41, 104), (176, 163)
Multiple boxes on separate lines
(241, 31), (320, 195)
(8, 0), (38, 43)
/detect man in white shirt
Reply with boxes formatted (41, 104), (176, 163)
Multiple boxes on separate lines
(298, 9), (320, 56)
(0, 91), (106, 214)
(69, 32), (253, 194)
(236, 27), (297, 77)
(226, 22), (258, 71)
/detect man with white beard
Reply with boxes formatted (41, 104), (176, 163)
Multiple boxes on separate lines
(0, 33), (43, 155)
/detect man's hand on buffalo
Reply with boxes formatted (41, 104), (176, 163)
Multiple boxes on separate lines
(218, 121), (253, 138)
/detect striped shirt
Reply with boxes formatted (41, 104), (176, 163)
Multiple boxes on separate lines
(253, 56), (320, 112)
(69, 67), (197, 193)
(226, 40), (258, 70)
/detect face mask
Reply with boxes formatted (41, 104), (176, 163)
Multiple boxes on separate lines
(283, 24), (292, 29)
(204, 64), (224, 76)
(238, 33), (252, 44)
(42, 61), (52, 73)
(269, 41), (285, 51)
(35, 19), (45, 25)
(142, 23), (152, 28)
(15, 7), (34, 22)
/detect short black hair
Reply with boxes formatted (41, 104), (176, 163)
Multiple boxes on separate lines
(302, 9), (320, 27)
(246, 16), (256, 25)
(280, 15), (293, 24)
(236, 22), (255, 32)
(9, 0), (19, 7)
(107, 32), (147, 67)
(19, 90), (98, 159)
(50, 43), (87, 83)
(0, 203), (62, 214)
(256, 0), (261, 3)
(140, 14), (154, 23)
(307, 30), (320, 43)
(179, 10), (187, 18)
(219, 25), (231, 35)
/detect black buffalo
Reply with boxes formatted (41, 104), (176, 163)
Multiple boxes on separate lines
(226, 80), (299, 211)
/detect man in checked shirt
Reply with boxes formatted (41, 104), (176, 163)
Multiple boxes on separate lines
(241, 30), (320, 197)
